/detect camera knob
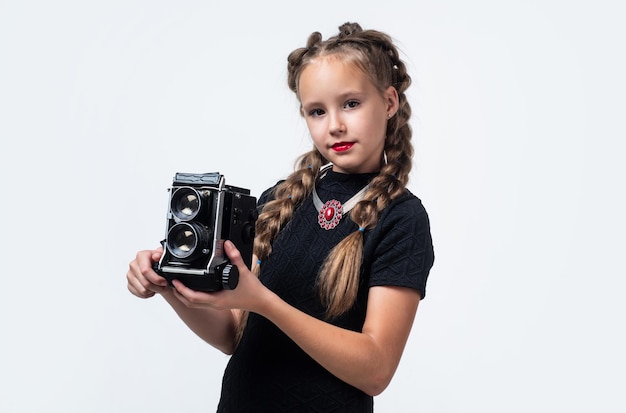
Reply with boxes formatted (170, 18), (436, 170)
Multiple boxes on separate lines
(221, 264), (239, 290)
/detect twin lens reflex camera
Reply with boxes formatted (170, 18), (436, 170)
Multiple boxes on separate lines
(153, 172), (258, 292)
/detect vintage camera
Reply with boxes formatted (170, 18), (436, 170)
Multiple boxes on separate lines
(153, 172), (257, 291)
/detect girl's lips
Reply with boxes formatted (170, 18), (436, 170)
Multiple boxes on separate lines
(331, 142), (354, 152)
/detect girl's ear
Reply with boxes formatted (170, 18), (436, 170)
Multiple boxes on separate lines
(384, 86), (399, 118)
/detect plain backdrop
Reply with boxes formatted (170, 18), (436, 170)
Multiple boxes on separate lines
(1, 1), (624, 412)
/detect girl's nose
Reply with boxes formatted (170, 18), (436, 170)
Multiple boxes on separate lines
(329, 113), (346, 135)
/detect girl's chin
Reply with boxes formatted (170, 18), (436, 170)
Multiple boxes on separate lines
(330, 162), (380, 174)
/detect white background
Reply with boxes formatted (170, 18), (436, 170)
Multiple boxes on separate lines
(1, 1), (624, 412)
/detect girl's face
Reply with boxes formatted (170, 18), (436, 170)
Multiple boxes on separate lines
(298, 57), (398, 174)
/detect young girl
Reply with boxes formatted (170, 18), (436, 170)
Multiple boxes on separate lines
(127, 22), (434, 412)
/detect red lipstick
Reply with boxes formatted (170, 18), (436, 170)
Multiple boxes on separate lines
(331, 142), (354, 152)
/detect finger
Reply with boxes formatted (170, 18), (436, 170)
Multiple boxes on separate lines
(127, 279), (156, 298)
(172, 279), (236, 311)
(127, 268), (157, 298)
(151, 247), (163, 263)
(224, 240), (245, 267)
(128, 254), (168, 294)
(172, 279), (215, 306)
(137, 252), (168, 287)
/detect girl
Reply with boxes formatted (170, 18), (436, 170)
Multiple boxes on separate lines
(127, 22), (434, 412)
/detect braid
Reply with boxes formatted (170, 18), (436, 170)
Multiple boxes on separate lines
(253, 149), (326, 263)
(234, 149), (325, 346)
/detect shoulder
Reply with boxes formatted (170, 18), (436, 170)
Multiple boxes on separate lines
(364, 189), (433, 252)
(257, 180), (286, 206)
(377, 189), (431, 230)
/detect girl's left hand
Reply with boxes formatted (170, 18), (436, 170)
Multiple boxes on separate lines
(170, 240), (269, 313)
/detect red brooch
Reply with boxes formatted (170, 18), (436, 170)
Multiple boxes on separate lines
(318, 199), (344, 230)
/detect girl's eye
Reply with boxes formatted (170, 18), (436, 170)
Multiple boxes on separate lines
(308, 108), (325, 117)
(344, 100), (359, 109)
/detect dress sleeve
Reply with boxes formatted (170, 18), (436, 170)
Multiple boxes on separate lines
(365, 194), (435, 299)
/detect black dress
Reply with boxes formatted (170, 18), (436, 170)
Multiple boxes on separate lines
(217, 170), (434, 412)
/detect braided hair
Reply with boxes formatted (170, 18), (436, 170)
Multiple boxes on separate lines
(236, 22), (413, 345)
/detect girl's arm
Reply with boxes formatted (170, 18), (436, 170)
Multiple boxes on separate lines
(261, 284), (419, 396)
(160, 291), (240, 355)
(172, 241), (421, 396)
(127, 248), (239, 354)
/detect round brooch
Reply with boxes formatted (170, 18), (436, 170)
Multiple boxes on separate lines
(318, 199), (344, 230)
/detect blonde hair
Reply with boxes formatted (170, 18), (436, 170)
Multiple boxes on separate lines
(235, 22), (413, 346)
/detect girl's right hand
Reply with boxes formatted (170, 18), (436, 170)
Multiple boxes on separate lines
(127, 248), (171, 298)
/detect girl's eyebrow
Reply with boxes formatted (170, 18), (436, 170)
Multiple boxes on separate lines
(301, 91), (366, 108)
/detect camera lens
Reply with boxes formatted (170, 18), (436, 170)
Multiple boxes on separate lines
(166, 222), (212, 260)
(171, 187), (202, 221)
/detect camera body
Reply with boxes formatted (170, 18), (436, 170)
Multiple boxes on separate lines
(154, 172), (257, 292)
